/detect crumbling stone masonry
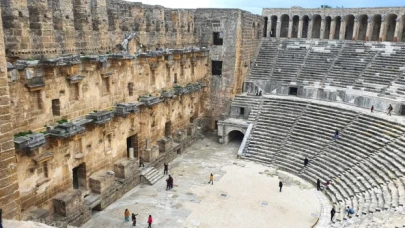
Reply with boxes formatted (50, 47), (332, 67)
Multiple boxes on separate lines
(0, 0), (263, 226)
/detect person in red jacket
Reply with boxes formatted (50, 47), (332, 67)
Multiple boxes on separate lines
(147, 215), (153, 228)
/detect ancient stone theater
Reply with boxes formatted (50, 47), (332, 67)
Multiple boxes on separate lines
(0, 0), (405, 227)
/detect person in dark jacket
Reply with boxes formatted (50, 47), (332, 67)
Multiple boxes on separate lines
(334, 129), (339, 140)
(388, 104), (393, 116)
(371, 105), (374, 113)
(168, 175), (173, 189)
(279, 181), (283, 192)
(331, 207), (336, 222)
(139, 157), (145, 167)
(164, 163), (168, 175)
(317, 178), (321, 191)
(132, 213), (138, 226)
(304, 157), (309, 167)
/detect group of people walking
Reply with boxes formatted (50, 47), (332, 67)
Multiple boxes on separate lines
(370, 104), (393, 116)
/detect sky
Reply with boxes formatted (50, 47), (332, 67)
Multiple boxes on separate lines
(127, 0), (404, 14)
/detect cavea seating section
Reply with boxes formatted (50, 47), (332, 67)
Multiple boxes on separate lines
(248, 38), (405, 97)
(234, 94), (405, 226)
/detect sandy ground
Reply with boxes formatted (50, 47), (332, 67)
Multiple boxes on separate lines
(81, 135), (321, 228)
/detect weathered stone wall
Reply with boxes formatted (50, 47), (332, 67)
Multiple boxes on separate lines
(263, 6), (405, 42)
(0, 0), (198, 59)
(194, 9), (263, 125)
(0, 6), (21, 220)
(10, 50), (209, 213)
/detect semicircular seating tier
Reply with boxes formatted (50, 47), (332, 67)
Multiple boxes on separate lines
(233, 94), (405, 226)
(248, 38), (405, 98)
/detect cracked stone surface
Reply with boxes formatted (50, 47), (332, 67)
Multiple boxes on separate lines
(82, 135), (321, 228)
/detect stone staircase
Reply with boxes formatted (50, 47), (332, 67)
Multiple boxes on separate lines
(232, 96), (405, 227)
(142, 167), (164, 185)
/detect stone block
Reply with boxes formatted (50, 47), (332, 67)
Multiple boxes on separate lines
(114, 159), (137, 179)
(142, 145), (159, 162)
(89, 170), (115, 194)
(52, 190), (83, 217)
(157, 137), (173, 153)
(187, 124), (197, 137)
(174, 129), (187, 143)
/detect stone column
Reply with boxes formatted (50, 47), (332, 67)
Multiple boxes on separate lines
(393, 17), (403, 42)
(308, 17), (313, 38)
(320, 18), (326, 39)
(365, 17), (374, 41)
(298, 19), (303, 38)
(339, 18), (346, 40)
(129, 148), (134, 159)
(352, 16), (359, 40)
(288, 19), (293, 38)
(329, 19), (336, 40)
(379, 15), (388, 41)
(276, 17), (281, 38)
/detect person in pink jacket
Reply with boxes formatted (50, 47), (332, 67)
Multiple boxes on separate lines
(147, 215), (153, 228)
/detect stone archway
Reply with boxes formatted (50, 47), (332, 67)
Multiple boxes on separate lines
(334, 16), (342, 39)
(372, 14), (382, 41)
(312, 15), (322, 38)
(280, 14), (289, 38)
(345, 14), (355, 40)
(264, 16), (268, 37)
(292, 15), (299, 38)
(324, 16), (331, 39)
(227, 130), (245, 144)
(358, 14), (368, 40)
(302, 15), (309, 38)
(270, 16), (277, 37)
(386, 14), (398, 41)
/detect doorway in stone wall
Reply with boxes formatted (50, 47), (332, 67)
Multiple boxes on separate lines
(126, 134), (139, 159)
(165, 121), (172, 137)
(72, 163), (86, 189)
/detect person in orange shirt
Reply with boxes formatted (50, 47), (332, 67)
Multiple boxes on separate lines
(208, 173), (214, 185)
(124, 209), (130, 222)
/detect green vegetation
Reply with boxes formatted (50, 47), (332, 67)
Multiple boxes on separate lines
(14, 130), (33, 137)
(57, 119), (68, 124)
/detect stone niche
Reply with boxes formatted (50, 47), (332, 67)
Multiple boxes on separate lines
(89, 170), (115, 194)
(187, 124), (197, 137)
(52, 190), (83, 217)
(157, 137), (173, 153)
(174, 129), (187, 143)
(114, 159), (138, 179)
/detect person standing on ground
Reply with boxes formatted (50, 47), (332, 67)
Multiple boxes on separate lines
(124, 209), (130, 222)
(169, 175), (173, 189)
(0, 209), (3, 228)
(147, 215), (153, 228)
(371, 105), (374, 113)
(139, 157), (144, 168)
(208, 173), (214, 185)
(388, 104), (393, 116)
(132, 213), (138, 226)
(334, 129), (339, 140)
(304, 157), (309, 167)
(331, 207), (336, 222)
(317, 178), (321, 191)
(164, 163), (168, 175)
(279, 181), (283, 192)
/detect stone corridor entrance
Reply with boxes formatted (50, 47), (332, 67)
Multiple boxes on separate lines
(72, 163), (86, 189)
(227, 130), (244, 143)
(126, 134), (139, 159)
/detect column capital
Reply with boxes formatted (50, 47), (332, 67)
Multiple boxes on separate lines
(381, 14), (387, 22)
